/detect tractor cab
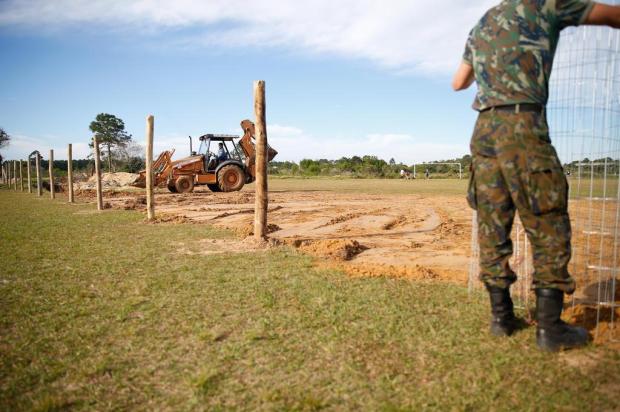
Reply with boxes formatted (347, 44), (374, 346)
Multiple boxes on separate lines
(197, 134), (246, 172)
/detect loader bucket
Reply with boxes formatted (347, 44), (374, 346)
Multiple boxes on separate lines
(131, 172), (146, 188)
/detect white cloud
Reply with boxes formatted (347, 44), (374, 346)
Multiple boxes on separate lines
(0, 134), (91, 161)
(267, 124), (466, 164)
(0, 0), (495, 74)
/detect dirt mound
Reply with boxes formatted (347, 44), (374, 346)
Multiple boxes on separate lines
(76, 172), (139, 190)
(236, 223), (281, 237)
(123, 196), (147, 210)
(293, 239), (367, 261)
(563, 304), (620, 346)
(342, 262), (439, 280)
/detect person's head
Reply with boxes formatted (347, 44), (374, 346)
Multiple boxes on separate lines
(218, 143), (223, 148)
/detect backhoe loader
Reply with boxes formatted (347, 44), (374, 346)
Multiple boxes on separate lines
(133, 120), (277, 193)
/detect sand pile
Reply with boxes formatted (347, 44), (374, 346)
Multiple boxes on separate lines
(293, 239), (367, 261)
(76, 172), (139, 190)
(343, 263), (439, 280)
(563, 304), (620, 346)
(236, 223), (281, 237)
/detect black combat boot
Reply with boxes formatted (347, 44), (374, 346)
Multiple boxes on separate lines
(535, 288), (589, 352)
(485, 284), (519, 337)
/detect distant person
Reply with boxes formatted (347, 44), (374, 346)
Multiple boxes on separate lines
(453, 0), (620, 351)
(424, 169), (429, 179)
(217, 143), (228, 162)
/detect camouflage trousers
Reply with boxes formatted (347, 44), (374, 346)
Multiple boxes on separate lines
(468, 109), (576, 294)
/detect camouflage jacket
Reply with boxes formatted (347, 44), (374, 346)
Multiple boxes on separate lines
(463, 0), (594, 111)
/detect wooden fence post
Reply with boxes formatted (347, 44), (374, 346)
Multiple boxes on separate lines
(35, 154), (42, 196)
(253, 80), (268, 240)
(49, 150), (55, 199)
(19, 160), (23, 191)
(27, 157), (32, 193)
(145, 115), (155, 221)
(67, 144), (74, 203)
(12, 161), (16, 189)
(93, 137), (104, 211)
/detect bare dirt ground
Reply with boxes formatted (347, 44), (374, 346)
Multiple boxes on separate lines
(81, 181), (472, 285)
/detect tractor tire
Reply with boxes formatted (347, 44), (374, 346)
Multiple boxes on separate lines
(207, 183), (221, 192)
(167, 182), (178, 193)
(217, 165), (245, 192)
(174, 176), (195, 193)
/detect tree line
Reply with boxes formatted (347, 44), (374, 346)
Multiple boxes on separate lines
(268, 155), (473, 178)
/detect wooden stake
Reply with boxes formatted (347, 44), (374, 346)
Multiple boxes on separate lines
(253, 80), (268, 240)
(27, 157), (32, 193)
(49, 149), (55, 199)
(67, 144), (74, 203)
(93, 137), (104, 211)
(19, 160), (23, 191)
(145, 115), (155, 221)
(13, 160), (17, 191)
(35, 154), (42, 196)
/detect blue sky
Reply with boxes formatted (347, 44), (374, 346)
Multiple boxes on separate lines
(0, 0), (492, 164)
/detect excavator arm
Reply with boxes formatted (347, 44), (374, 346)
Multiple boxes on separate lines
(132, 149), (176, 188)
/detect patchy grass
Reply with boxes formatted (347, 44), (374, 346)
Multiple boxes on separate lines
(1, 189), (619, 411)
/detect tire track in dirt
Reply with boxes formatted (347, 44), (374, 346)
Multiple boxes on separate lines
(98, 189), (472, 284)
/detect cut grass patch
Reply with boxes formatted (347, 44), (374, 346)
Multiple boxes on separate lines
(0, 189), (619, 411)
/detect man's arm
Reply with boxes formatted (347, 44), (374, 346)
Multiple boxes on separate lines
(452, 61), (475, 91)
(584, 3), (620, 28)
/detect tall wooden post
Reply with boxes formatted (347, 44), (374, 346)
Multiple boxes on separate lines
(145, 115), (155, 221)
(19, 160), (23, 191)
(253, 80), (268, 240)
(48, 150), (55, 199)
(93, 137), (104, 211)
(35, 154), (42, 196)
(67, 144), (74, 203)
(27, 157), (32, 193)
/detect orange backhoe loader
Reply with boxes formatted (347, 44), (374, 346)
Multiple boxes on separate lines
(133, 120), (277, 193)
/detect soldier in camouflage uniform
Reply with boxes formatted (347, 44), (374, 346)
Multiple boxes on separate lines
(453, 0), (620, 351)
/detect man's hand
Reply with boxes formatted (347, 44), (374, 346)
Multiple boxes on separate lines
(585, 3), (620, 28)
(452, 61), (475, 91)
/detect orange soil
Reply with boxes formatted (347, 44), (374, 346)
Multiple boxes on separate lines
(89, 187), (473, 284)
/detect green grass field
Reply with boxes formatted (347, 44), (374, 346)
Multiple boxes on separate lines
(1, 187), (619, 411)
